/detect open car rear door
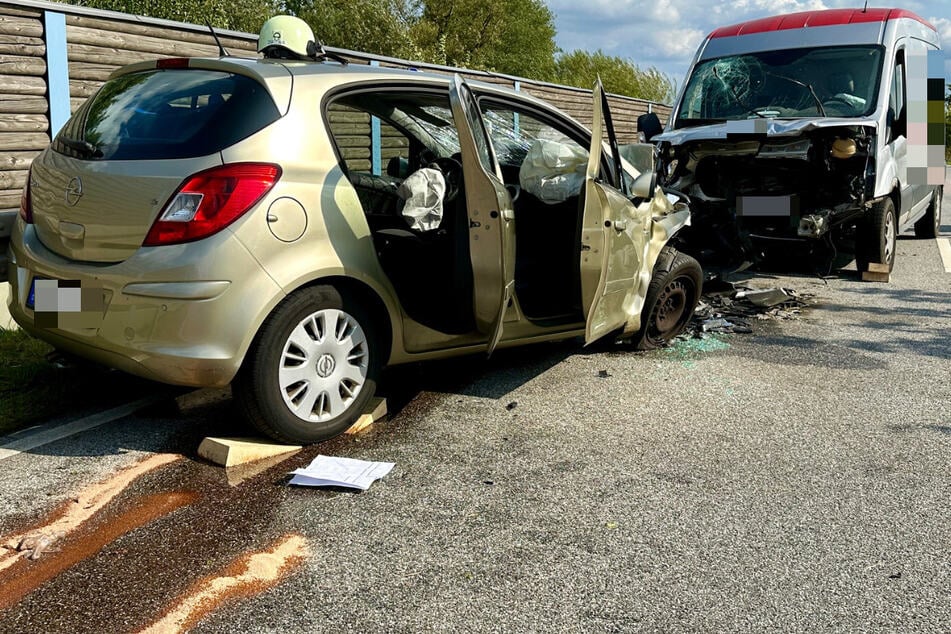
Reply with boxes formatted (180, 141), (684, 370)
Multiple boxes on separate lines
(448, 75), (516, 355)
(580, 80), (655, 343)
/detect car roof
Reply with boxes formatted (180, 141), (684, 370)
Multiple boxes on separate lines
(109, 56), (591, 133)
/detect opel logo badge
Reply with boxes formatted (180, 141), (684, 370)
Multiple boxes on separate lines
(65, 177), (83, 206)
(315, 354), (336, 378)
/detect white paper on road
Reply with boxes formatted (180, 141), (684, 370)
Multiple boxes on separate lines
(288, 455), (395, 490)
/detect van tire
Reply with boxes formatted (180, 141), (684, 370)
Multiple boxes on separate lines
(856, 198), (897, 273)
(914, 186), (942, 239)
(234, 285), (379, 445)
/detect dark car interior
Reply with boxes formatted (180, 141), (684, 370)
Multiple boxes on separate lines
(326, 89), (592, 336)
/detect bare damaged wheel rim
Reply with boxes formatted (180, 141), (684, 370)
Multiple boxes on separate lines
(655, 280), (688, 333)
(278, 308), (369, 423)
(884, 211), (895, 263)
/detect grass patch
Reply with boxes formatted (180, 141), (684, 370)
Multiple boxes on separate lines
(0, 327), (158, 436)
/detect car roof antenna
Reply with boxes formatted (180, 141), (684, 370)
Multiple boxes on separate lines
(861, 1), (868, 12)
(206, 22), (229, 57)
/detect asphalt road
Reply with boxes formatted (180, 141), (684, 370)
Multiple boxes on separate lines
(0, 192), (948, 633)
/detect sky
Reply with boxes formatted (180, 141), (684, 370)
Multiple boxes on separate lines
(546, 0), (951, 90)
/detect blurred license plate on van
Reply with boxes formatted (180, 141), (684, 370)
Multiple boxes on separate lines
(737, 195), (798, 217)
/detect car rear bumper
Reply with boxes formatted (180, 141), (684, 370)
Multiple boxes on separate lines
(6, 222), (283, 388)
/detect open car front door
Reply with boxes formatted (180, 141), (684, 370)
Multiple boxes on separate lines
(580, 80), (656, 344)
(448, 75), (516, 355)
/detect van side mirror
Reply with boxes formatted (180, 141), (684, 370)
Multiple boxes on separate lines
(631, 171), (657, 200)
(637, 112), (663, 142)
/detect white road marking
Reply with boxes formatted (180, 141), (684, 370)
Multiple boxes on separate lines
(937, 238), (951, 274)
(0, 396), (161, 462)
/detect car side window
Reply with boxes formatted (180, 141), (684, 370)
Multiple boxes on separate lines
(477, 101), (589, 203)
(326, 102), (411, 175)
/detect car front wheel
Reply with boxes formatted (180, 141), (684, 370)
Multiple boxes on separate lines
(235, 285), (379, 444)
(634, 247), (702, 350)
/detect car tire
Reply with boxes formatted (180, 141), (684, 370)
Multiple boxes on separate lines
(856, 197), (897, 273)
(633, 247), (702, 350)
(234, 285), (379, 445)
(914, 186), (942, 239)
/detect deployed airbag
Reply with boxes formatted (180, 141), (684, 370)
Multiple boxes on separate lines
(519, 139), (587, 204)
(397, 168), (446, 231)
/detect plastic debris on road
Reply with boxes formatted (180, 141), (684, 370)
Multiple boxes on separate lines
(288, 455), (395, 490)
(680, 283), (814, 340)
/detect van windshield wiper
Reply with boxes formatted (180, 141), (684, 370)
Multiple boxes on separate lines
(765, 72), (826, 117)
(59, 136), (103, 159)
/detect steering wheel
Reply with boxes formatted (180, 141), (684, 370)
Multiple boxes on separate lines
(427, 156), (463, 202)
(821, 97), (855, 113)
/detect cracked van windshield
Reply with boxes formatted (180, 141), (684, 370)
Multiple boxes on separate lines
(676, 46), (883, 125)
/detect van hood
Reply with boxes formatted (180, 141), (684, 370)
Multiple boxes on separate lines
(655, 116), (879, 146)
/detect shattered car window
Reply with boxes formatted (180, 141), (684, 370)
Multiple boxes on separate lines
(406, 105), (462, 157)
(479, 106), (585, 166)
(677, 46), (883, 125)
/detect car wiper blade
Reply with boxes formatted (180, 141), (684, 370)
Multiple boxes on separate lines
(59, 136), (103, 158)
(765, 72), (826, 117)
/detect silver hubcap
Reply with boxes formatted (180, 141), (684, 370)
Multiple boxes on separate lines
(279, 308), (368, 423)
(884, 211), (895, 263)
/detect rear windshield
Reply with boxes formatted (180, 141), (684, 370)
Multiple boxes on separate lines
(52, 69), (281, 160)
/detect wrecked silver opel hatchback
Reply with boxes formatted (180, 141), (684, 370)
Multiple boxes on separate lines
(643, 8), (943, 274)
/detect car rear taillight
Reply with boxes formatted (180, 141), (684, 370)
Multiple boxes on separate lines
(143, 163), (281, 246)
(18, 168), (32, 223)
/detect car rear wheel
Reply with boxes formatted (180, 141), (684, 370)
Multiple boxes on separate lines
(856, 198), (897, 274)
(235, 285), (379, 444)
(633, 248), (702, 350)
(914, 186), (942, 239)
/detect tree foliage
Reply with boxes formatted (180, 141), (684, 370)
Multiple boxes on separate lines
(73, 0), (277, 33)
(410, 0), (557, 79)
(65, 0), (674, 103)
(553, 50), (675, 104)
(286, 0), (419, 60)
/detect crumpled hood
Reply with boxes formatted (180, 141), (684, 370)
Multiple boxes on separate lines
(655, 116), (879, 145)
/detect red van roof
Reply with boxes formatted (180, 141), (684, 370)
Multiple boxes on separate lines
(708, 8), (935, 39)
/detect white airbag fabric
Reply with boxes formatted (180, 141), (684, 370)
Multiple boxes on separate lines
(398, 168), (446, 232)
(519, 139), (587, 204)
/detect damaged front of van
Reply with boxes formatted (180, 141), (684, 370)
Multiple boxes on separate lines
(650, 8), (943, 274)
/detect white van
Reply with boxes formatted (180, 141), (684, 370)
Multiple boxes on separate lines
(643, 8), (944, 274)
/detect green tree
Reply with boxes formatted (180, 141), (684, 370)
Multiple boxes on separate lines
(553, 50), (675, 103)
(410, 0), (557, 79)
(286, 0), (420, 59)
(71, 0), (277, 33)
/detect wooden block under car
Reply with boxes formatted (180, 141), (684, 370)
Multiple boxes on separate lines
(198, 437), (301, 468)
(861, 263), (890, 283)
(345, 397), (388, 435)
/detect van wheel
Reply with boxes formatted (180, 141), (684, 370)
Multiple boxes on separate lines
(856, 198), (897, 273)
(235, 285), (379, 445)
(914, 186), (942, 239)
(634, 248), (702, 350)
